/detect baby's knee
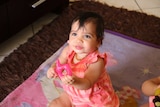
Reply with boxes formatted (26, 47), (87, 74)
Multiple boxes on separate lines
(48, 98), (60, 107)
(48, 99), (58, 107)
(48, 95), (72, 107)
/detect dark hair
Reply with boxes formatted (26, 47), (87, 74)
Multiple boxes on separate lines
(71, 12), (104, 44)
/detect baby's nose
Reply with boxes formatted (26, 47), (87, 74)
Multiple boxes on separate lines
(76, 36), (83, 42)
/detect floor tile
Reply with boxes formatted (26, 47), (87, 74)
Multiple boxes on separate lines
(0, 13), (58, 62)
(135, 0), (160, 9)
(0, 25), (33, 55)
(97, 0), (140, 11)
(0, 25), (33, 62)
(135, 0), (160, 17)
(94, 0), (160, 17)
(142, 8), (160, 18)
(33, 13), (58, 34)
(0, 57), (4, 62)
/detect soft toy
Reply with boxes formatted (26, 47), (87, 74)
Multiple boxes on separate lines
(153, 88), (160, 107)
(54, 59), (72, 78)
(116, 86), (140, 107)
(153, 96), (160, 107)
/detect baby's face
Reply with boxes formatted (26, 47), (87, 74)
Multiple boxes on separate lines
(68, 21), (100, 55)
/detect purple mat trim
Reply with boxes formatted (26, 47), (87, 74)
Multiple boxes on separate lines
(105, 30), (160, 49)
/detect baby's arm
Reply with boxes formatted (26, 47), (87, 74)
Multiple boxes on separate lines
(63, 58), (105, 90)
(46, 45), (69, 79)
(141, 76), (160, 96)
(47, 63), (56, 78)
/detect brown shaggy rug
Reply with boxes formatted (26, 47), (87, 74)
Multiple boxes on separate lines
(0, 0), (160, 101)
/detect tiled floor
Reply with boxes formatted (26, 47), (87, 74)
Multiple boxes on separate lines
(0, 13), (58, 62)
(0, 0), (160, 62)
(99, 0), (160, 17)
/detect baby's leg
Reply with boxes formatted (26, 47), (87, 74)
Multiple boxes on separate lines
(48, 92), (72, 107)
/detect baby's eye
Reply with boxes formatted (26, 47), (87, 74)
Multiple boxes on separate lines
(84, 35), (91, 39)
(72, 33), (77, 36)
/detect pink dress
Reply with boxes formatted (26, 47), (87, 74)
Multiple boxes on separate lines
(63, 50), (119, 107)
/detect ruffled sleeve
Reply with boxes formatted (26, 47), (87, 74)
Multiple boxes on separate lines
(84, 51), (107, 67)
(84, 51), (117, 68)
(105, 52), (117, 66)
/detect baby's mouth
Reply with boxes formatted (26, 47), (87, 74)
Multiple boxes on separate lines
(75, 46), (83, 50)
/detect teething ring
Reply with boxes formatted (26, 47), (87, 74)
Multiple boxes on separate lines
(54, 59), (72, 78)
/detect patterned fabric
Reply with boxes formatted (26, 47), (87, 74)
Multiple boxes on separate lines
(63, 51), (119, 107)
(116, 86), (140, 104)
(149, 96), (155, 107)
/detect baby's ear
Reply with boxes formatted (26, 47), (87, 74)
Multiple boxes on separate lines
(96, 43), (101, 49)
(97, 39), (102, 47)
(67, 40), (69, 44)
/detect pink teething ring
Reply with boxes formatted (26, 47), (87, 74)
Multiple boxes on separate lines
(55, 59), (72, 78)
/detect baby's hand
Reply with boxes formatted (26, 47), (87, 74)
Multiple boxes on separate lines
(47, 67), (57, 79)
(61, 75), (75, 85)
